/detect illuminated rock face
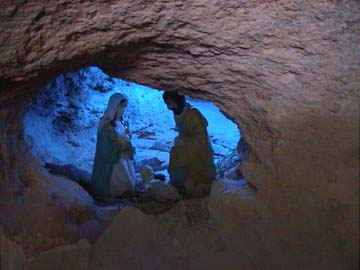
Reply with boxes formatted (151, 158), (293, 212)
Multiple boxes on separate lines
(0, 1), (359, 269)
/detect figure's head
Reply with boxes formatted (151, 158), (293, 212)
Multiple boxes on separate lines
(105, 93), (128, 122)
(162, 91), (185, 114)
(97, 93), (128, 132)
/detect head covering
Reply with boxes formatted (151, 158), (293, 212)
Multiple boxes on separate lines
(98, 93), (128, 133)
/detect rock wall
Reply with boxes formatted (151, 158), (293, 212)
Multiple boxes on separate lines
(1, 226), (91, 270)
(0, 1), (359, 269)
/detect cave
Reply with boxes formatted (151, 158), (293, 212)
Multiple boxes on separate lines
(0, 1), (359, 270)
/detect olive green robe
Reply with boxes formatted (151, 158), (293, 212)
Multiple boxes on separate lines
(91, 122), (134, 200)
(169, 104), (216, 196)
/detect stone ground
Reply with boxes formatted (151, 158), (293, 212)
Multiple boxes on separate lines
(1, 177), (256, 270)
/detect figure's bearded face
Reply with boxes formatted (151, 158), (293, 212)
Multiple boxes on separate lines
(164, 98), (178, 111)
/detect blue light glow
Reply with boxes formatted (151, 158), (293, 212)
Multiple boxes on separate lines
(23, 67), (241, 179)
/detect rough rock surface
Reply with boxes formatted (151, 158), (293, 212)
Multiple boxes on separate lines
(0, 164), (95, 256)
(90, 197), (252, 270)
(89, 206), (184, 270)
(0, 1), (359, 269)
(1, 226), (91, 270)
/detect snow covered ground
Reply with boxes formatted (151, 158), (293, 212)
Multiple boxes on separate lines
(23, 67), (241, 177)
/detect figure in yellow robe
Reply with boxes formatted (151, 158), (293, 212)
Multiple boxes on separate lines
(163, 91), (216, 197)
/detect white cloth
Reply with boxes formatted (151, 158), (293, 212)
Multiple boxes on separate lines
(109, 120), (136, 197)
(110, 158), (136, 197)
(114, 120), (126, 136)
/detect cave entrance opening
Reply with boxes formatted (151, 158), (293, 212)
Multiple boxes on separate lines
(23, 66), (248, 196)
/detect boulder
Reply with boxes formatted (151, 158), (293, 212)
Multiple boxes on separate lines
(89, 207), (185, 270)
(1, 226), (91, 270)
